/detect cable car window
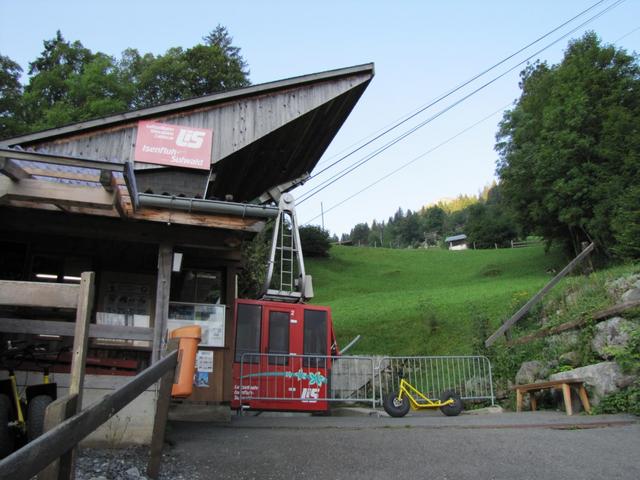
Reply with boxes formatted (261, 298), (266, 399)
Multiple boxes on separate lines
(234, 304), (262, 363)
(303, 310), (327, 368)
(268, 311), (290, 365)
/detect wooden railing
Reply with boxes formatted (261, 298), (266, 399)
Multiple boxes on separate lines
(0, 347), (178, 480)
(0, 273), (178, 479)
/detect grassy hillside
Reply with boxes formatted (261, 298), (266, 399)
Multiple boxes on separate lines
(306, 245), (567, 355)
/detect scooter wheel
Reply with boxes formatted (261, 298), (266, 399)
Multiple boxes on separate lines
(439, 390), (463, 416)
(383, 391), (410, 417)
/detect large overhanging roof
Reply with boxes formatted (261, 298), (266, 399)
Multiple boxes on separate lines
(1, 63), (375, 203)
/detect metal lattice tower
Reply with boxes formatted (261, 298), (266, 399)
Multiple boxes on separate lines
(262, 193), (308, 302)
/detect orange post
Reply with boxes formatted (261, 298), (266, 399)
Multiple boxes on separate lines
(168, 325), (201, 398)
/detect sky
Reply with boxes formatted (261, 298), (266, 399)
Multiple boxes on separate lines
(1, 0), (639, 236)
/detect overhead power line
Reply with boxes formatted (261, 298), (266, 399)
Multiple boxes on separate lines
(306, 0), (609, 178)
(297, 0), (625, 206)
(302, 105), (510, 225)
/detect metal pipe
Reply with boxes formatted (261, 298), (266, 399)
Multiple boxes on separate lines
(137, 193), (279, 218)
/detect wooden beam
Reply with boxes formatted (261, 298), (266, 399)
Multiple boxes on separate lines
(0, 206), (250, 255)
(1, 177), (116, 210)
(23, 167), (125, 185)
(485, 243), (595, 347)
(506, 299), (640, 346)
(0, 280), (79, 309)
(0, 158), (29, 181)
(131, 207), (265, 232)
(38, 394), (79, 480)
(99, 170), (115, 192)
(69, 272), (94, 400)
(0, 318), (154, 341)
(152, 244), (172, 363)
(0, 148), (125, 172)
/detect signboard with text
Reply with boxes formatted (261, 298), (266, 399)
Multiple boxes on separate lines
(134, 120), (213, 170)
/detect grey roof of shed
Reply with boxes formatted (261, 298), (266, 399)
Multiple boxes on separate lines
(2, 63), (375, 203)
(445, 234), (467, 243)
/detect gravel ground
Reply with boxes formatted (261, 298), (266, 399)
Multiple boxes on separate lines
(75, 446), (201, 480)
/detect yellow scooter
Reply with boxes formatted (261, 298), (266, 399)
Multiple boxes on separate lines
(0, 341), (57, 457)
(383, 377), (463, 417)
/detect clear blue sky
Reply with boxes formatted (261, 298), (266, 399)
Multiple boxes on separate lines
(1, 0), (638, 236)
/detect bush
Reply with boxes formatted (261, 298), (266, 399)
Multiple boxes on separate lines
(299, 226), (331, 257)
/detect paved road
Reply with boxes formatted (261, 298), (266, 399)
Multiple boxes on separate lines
(165, 412), (640, 480)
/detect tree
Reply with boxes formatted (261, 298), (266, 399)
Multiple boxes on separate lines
(496, 32), (640, 257)
(4, 27), (251, 136)
(299, 226), (331, 257)
(0, 54), (24, 137)
(350, 223), (370, 246)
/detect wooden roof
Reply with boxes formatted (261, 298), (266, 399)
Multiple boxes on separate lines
(2, 64), (375, 203)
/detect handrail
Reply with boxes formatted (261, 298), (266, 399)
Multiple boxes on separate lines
(0, 349), (178, 480)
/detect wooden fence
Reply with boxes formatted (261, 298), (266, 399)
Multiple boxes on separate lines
(0, 273), (179, 480)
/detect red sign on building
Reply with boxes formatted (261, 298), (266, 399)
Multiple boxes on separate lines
(134, 121), (213, 170)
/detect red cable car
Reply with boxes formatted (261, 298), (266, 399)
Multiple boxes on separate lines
(231, 299), (337, 412)
(230, 193), (339, 412)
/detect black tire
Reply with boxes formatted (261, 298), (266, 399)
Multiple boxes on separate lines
(27, 395), (53, 441)
(383, 391), (410, 417)
(0, 394), (14, 458)
(439, 390), (463, 416)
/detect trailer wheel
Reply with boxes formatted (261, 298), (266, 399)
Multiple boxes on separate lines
(383, 391), (410, 417)
(0, 394), (14, 458)
(439, 390), (463, 416)
(27, 395), (53, 441)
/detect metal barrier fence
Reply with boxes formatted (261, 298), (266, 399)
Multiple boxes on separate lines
(239, 354), (495, 409)
(239, 354), (376, 408)
(377, 356), (495, 405)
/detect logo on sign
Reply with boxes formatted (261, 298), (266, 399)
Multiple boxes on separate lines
(134, 120), (213, 170)
(176, 129), (207, 149)
(301, 388), (319, 403)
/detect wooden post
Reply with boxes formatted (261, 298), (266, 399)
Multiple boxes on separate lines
(485, 243), (595, 347)
(561, 383), (574, 415)
(577, 385), (592, 414)
(69, 272), (94, 401)
(147, 338), (179, 479)
(37, 395), (78, 480)
(39, 271), (94, 480)
(152, 244), (172, 364)
(516, 389), (523, 412)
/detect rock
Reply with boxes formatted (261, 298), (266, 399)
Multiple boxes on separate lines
(549, 361), (636, 405)
(565, 291), (580, 306)
(125, 466), (141, 479)
(515, 361), (547, 385)
(592, 317), (638, 359)
(546, 331), (580, 350)
(89, 477), (107, 480)
(464, 376), (487, 395)
(558, 351), (581, 367)
(606, 273), (640, 299)
(622, 288), (640, 303)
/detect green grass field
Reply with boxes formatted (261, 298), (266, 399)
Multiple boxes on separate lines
(306, 245), (567, 356)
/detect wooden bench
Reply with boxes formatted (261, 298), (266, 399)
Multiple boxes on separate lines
(512, 379), (591, 415)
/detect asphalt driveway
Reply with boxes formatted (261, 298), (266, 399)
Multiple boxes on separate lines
(163, 411), (640, 480)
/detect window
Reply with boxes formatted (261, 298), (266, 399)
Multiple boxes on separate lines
(170, 270), (222, 304)
(303, 309), (327, 367)
(268, 311), (290, 365)
(234, 304), (262, 363)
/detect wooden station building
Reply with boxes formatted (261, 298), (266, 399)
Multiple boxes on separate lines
(0, 63), (374, 442)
